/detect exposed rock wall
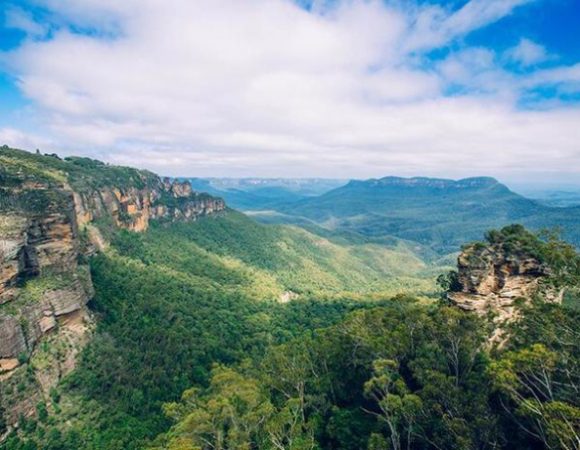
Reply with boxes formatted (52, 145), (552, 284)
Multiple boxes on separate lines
(0, 202), (93, 427)
(448, 241), (562, 345)
(0, 158), (225, 431)
(72, 178), (225, 234)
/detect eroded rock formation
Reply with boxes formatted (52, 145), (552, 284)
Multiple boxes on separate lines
(0, 149), (225, 430)
(73, 178), (225, 234)
(448, 238), (563, 345)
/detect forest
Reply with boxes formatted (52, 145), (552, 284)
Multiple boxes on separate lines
(1, 217), (578, 450)
(1, 0), (579, 446)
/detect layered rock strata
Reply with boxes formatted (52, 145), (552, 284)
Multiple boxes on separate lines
(448, 241), (562, 344)
(0, 150), (225, 430)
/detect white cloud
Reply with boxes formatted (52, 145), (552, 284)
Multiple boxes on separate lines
(506, 38), (547, 66)
(2, 0), (580, 180)
(444, 0), (534, 38)
(403, 0), (536, 52)
(4, 6), (48, 38)
(525, 63), (580, 89)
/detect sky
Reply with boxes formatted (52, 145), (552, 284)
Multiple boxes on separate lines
(0, 0), (579, 185)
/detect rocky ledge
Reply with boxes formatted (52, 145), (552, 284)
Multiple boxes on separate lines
(74, 177), (225, 234)
(0, 148), (226, 429)
(448, 228), (563, 345)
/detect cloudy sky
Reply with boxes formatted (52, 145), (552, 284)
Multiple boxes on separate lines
(0, 0), (579, 185)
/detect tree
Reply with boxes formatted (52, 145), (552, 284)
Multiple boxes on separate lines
(264, 398), (318, 450)
(491, 344), (580, 450)
(364, 359), (423, 450)
(437, 270), (461, 294)
(0, 402), (6, 436)
(161, 366), (273, 450)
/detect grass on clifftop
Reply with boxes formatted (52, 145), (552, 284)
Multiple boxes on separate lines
(0, 146), (159, 192)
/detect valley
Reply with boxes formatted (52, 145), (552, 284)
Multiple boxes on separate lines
(1, 1), (578, 448)
(0, 148), (579, 450)
(187, 176), (580, 258)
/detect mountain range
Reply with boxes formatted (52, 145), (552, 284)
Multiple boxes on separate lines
(184, 177), (346, 210)
(1, 147), (579, 450)
(187, 175), (580, 255)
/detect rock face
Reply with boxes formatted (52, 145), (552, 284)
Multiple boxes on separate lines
(0, 193), (95, 426)
(0, 148), (226, 430)
(448, 237), (562, 344)
(73, 178), (225, 234)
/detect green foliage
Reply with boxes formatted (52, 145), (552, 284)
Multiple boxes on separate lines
(155, 254), (580, 450)
(0, 146), (159, 197)
(156, 304), (499, 450)
(2, 148), (577, 450)
(275, 177), (580, 254)
(489, 299), (580, 450)
(436, 269), (460, 293)
(4, 214), (404, 449)
(152, 211), (435, 296)
(364, 359), (423, 450)
(156, 366), (273, 450)
(0, 404), (6, 436)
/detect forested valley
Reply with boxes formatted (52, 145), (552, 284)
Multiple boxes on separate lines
(0, 149), (578, 450)
(3, 218), (579, 450)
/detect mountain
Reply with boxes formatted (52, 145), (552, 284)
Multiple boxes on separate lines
(0, 147), (226, 434)
(184, 177), (346, 210)
(0, 148), (433, 449)
(527, 190), (580, 207)
(275, 176), (580, 254)
(2, 148), (579, 450)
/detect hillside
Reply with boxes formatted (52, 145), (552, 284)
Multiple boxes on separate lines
(0, 147), (227, 440)
(274, 176), (580, 254)
(2, 148), (578, 450)
(152, 225), (580, 450)
(145, 211), (435, 296)
(0, 148), (436, 449)
(185, 177), (345, 210)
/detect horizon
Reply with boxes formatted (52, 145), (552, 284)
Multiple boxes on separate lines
(6, 145), (580, 193)
(0, 0), (579, 183)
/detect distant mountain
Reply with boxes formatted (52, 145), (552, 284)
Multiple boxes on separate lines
(181, 177), (346, 210)
(275, 176), (580, 254)
(527, 190), (580, 208)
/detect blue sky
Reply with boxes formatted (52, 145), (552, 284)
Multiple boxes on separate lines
(0, 0), (579, 185)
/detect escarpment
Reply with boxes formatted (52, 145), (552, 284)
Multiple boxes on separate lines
(73, 176), (225, 234)
(448, 225), (564, 345)
(0, 147), (225, 430)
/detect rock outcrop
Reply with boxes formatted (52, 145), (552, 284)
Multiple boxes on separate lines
(72, 177), (224, 234)
(0, 148), (226, 430)
(448, 231), (563, 345)
(0, 192), (95, 427)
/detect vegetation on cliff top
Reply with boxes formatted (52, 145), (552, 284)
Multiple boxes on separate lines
(465, 224), (580, 292)
(0, 146), (159, 192)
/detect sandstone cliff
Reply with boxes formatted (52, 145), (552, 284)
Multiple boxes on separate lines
(0, 147), (225, 430)
(448, 226), (563, 345)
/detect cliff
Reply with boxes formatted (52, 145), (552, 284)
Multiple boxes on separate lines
(447, 225), (564, 345)
(0, 147), (225, 429)
(351, 176), (503, 190)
